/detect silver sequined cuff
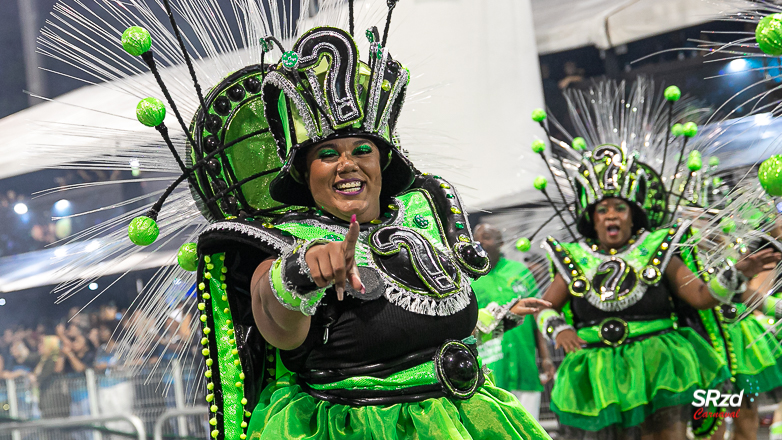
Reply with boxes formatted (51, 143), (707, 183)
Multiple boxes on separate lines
(541, 314), (573, 343)
(475, 299), (522, 334)
(293, 239), (331, 286)
(708, 263), (748, 304)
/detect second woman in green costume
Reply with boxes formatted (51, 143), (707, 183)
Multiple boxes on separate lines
(525, 81), (779, 440)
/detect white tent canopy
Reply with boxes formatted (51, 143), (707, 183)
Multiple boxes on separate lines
(533, 0), (735, 54)
(0, 0), (736, 205)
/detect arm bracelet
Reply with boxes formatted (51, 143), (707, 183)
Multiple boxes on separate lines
(269, 240), (330, 315)
(537, 308), (573, 343)
(708, 263), (748, 304)
(475, 298), (523, 336)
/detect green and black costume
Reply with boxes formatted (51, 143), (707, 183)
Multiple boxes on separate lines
(723, 233), (782, 400)
(543, 223), (730, 433)
(195, 173), (550, 439)
(181, 25), (551, 440)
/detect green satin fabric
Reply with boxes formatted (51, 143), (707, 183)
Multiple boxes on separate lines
(551, 328), (729, 432)
(247, 374), (552, 439)
(728, 316), (782, 394)
(308, 358), (438, 391)
(576, 319), (674, 345)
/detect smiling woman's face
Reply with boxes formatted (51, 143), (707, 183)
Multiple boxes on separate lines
(305, 137), (383, 223)
(593, 198), (633, 249)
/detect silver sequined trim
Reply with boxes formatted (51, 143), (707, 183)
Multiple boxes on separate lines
(262, 71), (320, 142)
(544, 222), (693, 312)
(376, 64), (409, 135)
(277, 200), (471, 316)
(270, 253), (327, 316)
(550, 323), (575, 343)
(204, 221), (290, 252)
(296, 30), (360, 124)
(362, 47), (389, 132)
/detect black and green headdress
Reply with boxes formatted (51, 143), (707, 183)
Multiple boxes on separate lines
(573, 145), (667, 238)
(510, 79), (709, 247)
(261, 26), (415, 206)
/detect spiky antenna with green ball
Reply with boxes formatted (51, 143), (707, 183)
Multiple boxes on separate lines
(514, 211), (561, 254)
(661, 85), (681, 180)
(531, 108), (577, 222)
(533, 176), (577, 241)
(670, 150), (703, 216)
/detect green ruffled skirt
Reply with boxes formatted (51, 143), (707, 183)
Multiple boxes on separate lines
(551, 328), (730, 432)
(728, 317), (782, 396)
(247, 374), (551, 439)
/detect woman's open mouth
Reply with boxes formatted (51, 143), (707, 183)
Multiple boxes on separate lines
(334, 179), (365, 195)
(606, 225), (620, 237)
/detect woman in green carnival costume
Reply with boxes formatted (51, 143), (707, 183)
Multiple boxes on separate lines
(520, 81), (780, 440)
(691, 193), (782, 440)
(36, 0), (554, 438)
(233, 25), (552, 440)
(115, 5), (551, 440)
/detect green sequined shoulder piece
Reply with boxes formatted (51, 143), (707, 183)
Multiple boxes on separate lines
(559, 227), (672, 276)
(543, 223), (691, 312)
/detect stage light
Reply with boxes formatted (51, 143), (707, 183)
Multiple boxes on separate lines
(727, 59), (747, 72)
(0, 298), (6, 306)
(54, 199), (71, 212)
(13, 203), (27, 215)
(89, 282), (99, 291)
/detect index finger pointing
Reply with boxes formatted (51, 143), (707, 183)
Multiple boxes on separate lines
(343, 214), (360, 260)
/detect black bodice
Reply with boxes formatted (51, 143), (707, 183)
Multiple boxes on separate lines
(570, 281), (675, 328)
(280, 289), (478, 372)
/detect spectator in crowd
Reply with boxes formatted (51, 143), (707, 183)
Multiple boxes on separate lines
(557, 61), (585, 90)
(60, 332), (95, 374)
(472, 223), (556, 421)
(157, 301), (193, 359)
(8, 339), (39, 378)
(93, 320), (120, 372)
(1, 328), (13, 360)
(34, 336), (69, 419)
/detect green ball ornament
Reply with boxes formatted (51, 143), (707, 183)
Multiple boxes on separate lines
(136, 97), (166, 127)
(281, 51), (300, 69)
(664, 85), (681, 102)
(712, 176), (723, 186)
(515, 237), (531, 253)
(671, 123), (684, 137)
(708, 156), (719, 167)
(531, 109), (547, 123)
(689, 150), (702, 158)
(177, 242), (198, 272)
(128, 216), (159, 246)
(756, 13), (782, 56)
(572, 137), (587, 151)
(759, 155), (782, 196)
(121, 26), (152, 56)
(687, 156), (702, 172)
(721, 218), (736, 234)
(531, 140), (546, 154)
(682, 122), (698, 138)
(533, 176), (548, 191)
